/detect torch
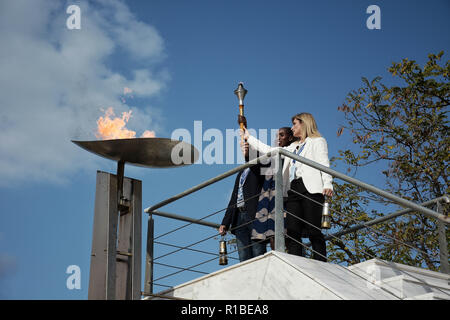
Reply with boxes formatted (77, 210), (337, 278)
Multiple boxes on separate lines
(234, 82), (248, 141)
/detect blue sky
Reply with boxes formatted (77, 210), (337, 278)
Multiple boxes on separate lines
(0, 0), (448, 299)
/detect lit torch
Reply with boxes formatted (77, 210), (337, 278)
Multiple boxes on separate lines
(234, 82), (247, 141)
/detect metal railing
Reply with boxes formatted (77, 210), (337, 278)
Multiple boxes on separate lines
(143, 147), (449, 298)
(143, 190), (273, 297)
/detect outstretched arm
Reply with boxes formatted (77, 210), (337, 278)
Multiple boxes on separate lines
(240, 126), (274, 155)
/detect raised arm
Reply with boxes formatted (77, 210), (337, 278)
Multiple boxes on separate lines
(240, 127), (276, 155)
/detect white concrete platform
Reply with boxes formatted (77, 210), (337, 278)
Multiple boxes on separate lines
(146, 251), (404, 300)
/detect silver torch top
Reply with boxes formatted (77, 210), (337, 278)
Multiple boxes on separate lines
(234, 82), (248, 106)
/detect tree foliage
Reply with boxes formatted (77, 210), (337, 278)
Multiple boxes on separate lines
(327, 52), (449, 271)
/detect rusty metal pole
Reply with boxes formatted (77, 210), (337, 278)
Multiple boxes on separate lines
(117, 160), (128, 212)
(274, 150), (285, 252)
(436, 201), (449, 274)
(144, 214), (155, 295)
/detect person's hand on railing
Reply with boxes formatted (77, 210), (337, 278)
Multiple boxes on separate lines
(323, 188), (333, 197)
(218, 225), (227, 236)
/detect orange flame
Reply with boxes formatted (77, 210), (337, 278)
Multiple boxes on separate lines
(141, 130), (156, 138)
(96, 107), (155, 140)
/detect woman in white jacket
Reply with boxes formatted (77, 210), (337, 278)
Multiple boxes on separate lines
(241, 113), (333, 261)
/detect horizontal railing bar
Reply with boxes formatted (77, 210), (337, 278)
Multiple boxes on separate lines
(144, 151), (275, 213)
(141, 291), (189, 300)
(325, 195), (449, 240)
(155, 240), (240, 261)
(153, 261), (209, 275)
(151, 211), (221, 229)
(278, 148), (449, 224)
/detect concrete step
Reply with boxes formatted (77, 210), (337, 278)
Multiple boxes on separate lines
(348, 258), (450, 294)
(376, 274), (450, 299)
(404, 292), (450, 300)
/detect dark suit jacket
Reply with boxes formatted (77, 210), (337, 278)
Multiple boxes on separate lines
(221, 164), (265, 234)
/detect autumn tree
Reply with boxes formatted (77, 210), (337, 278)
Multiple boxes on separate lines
(327, 52), (449, 271)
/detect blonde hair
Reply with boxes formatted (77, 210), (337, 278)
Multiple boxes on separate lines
(291, 113), (322, 140)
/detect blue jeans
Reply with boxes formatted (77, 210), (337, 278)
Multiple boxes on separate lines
(235, 210), (267, 262)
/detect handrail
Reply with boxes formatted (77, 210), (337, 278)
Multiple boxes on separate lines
(277, 148), (449, 224)
(325, 195), (449, 240)
(145, 147), (448, 224)
(151, 210), (220, 229)
(144, 151), (275, 213)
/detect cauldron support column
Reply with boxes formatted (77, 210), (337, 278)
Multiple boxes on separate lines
(88, 169), (141, 300)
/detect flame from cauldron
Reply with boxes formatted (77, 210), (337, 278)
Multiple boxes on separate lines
(96, 107), (155, 140)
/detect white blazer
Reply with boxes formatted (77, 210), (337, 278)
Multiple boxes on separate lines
(247, 135), (333, 197)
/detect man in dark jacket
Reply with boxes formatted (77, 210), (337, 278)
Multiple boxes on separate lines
(219, 141), (267, 262)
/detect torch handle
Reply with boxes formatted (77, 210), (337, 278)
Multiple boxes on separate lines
(239, 105), (245, 142)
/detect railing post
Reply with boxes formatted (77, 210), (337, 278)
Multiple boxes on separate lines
(144, 214), (154, 294)
(274, 151), (285, 252)
(436, 201), (449, 274)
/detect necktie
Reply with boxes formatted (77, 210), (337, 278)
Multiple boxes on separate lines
(289, 143), (306, 182)
(237, 168), (250, 207)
